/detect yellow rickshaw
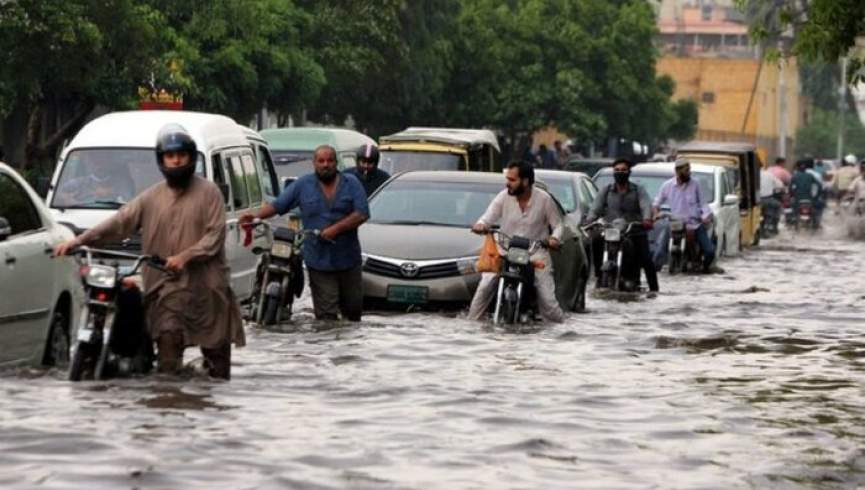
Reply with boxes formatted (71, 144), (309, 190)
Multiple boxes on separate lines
(378, 127), (501, 174)
(677, 141), (763, 247)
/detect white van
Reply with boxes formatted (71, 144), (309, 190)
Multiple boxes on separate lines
(46, 110), (280, 301)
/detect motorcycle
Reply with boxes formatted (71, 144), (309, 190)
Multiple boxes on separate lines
(666, 217), (704, 275)
(67, 247), (167, 381)
(584, 218), (642, 291)
(484, 227), (547, 325)
(760, 189), (784, 238)
(791, 199), (815, 232)
(244, 219), (319, 325)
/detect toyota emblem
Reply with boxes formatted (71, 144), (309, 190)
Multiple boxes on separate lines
(400, 262), (420, 278)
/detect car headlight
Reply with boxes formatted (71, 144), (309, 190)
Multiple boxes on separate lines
(271, 241), (293, 259)
(456, 257), (477, 275)
(86, 265), (117, 289)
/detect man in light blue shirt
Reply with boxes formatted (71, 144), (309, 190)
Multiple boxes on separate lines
(241, 145), (369, 321)
(652, 157), (716, 272)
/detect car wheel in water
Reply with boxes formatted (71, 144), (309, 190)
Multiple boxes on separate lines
(42, 308), (70, 368)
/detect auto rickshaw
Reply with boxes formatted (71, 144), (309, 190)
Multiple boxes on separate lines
(378, 127), (501, 174)
(677, 141), (763, 247)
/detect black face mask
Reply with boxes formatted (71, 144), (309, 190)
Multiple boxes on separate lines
(159, 163), (196, 189)
(614, 171), (630, 185)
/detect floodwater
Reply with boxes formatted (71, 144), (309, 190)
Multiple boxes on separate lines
(2, 215), (864, 489)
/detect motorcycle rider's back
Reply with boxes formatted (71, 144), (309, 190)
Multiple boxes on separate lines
(468, 162), (565, 322)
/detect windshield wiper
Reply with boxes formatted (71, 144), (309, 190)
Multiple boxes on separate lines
(88, 200), (127, 209)
(373, 220), (465, 227)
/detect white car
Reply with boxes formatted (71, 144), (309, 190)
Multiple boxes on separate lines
(0, 162), (84, 367)
(595, 162), (741, 257)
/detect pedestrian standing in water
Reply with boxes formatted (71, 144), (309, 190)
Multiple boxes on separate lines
(240, 145), (369, 321)
(54, 124), (244, 379)
(346, 143), (390, 197)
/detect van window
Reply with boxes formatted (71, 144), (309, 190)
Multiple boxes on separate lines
(211, 154), (230, 206)
(0, 173), (42, 235)
(340, 153), (356, 170)
(227, 155), (249, 209)
(52, 148), (203, 209)
(241, 153), (262, 206)
(254, 144), (279, 200)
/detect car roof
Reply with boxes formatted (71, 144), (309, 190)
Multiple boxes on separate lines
(380, 127), (500, 152)
(63, 111), (248, 158)
(678, 140), (756, 153)
(596, 162), (718, 176)
(260, 127), (375, 151)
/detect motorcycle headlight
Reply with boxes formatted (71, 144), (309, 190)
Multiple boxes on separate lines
(670, 221), (684, 232)
(506, 248), (530, 265)
(86, 265), (117, 289)
(604, 228), (621, 242)
(456, 257), (477, 275)
(271, 241), (293, 258)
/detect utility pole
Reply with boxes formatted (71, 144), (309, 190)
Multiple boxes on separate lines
(777, 42), (787, 159)
(837, 57), (848, 163)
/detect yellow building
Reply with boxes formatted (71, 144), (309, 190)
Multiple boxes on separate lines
(657, 56), (802, 160)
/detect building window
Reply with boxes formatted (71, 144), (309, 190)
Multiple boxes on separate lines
(701, 92), (716, 104)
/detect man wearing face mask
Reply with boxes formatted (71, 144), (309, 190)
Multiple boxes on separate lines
(346, 143), (390, 197)
(54, 124), (245, 379)
(240, 145), (369, 321)
(585, 158), (659, 292)
(652, 157), (715, 273)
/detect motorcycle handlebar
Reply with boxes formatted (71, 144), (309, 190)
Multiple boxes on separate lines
(68, 246), (168, 276)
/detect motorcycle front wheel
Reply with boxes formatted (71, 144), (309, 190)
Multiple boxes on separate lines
(69, 342), (97, 382)
(262, 296), (279, 326)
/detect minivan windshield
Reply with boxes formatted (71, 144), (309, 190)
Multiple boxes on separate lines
(271, 150), (314, 179)
(52, 148), (204, 209)
(370, 180), (501, 227)
(378, 151), (462, 174)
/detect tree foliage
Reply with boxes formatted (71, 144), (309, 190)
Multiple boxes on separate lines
(796, 107), (865, 158)
(736, 0), (865, 82)
(1, 0), (694, 171)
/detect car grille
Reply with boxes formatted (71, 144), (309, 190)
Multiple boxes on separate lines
(364, 257), (460, 280)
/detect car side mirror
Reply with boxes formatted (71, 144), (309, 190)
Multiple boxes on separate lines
(723, 194), (739, 206)
(0, 217), (11, 242)
(281, 176), (295, 190)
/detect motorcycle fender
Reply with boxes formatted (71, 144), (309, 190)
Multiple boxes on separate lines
(265, 280), (282, 298)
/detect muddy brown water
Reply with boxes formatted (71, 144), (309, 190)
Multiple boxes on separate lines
(2, 215), (864, 489)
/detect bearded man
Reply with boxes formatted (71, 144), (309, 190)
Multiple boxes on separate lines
(467, 160), (565, 322)
(240, 145), (369, 321)
(55, 124), (244, 379)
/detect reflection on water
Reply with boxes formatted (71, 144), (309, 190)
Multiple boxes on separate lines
(1, 215), (864, 488)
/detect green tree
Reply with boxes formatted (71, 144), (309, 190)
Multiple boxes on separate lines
(796, 108), (865, 158)
(0, 0), (171, 169)
(736, 0), (865, 81)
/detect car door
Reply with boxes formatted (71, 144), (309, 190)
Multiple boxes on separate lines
(719, 168), (740, 253)
(0, 172), (54, 364)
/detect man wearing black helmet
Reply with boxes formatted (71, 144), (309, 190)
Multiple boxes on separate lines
(55, 124), (244, 379)
(346, 143), (390, 196)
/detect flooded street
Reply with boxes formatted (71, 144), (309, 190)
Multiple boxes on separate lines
(2, 216), (864, 489)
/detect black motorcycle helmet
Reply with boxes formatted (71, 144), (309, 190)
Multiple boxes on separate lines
(155, 124), (197, 188)
(356, 143), (380, 166)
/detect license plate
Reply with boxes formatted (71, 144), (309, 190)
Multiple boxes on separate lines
(387, 285), (429, 304)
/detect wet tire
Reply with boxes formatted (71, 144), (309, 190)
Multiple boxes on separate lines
(42, 308), (70, 368)
(669, 254), (680, 275)
(69, 342), (96, 382)
(262, 297), (279, 326)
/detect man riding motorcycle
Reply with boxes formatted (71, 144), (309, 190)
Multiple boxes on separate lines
(790, 157), (823, 228)
(760, 166), (784, 236)
(585, 158), (659, 292)
(346, 143), (390, 197)
(467, 161), (565, 322)
(652, 157), (716, 273)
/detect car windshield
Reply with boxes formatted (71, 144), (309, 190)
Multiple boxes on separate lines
(51, 148), (204, 209)
(594, 171), (715, 201)
(370, 180), (501, 227)
(378, 151), (462, 174)
(271, 150), (315, 179)
(539, 178), (577, 212)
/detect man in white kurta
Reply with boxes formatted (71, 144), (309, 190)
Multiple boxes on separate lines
(468, 161), (565, 322)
